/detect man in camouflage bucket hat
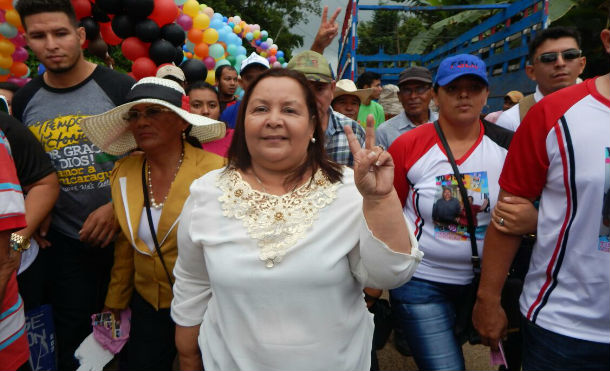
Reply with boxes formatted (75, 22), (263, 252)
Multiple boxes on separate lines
(288, 50), (365, 167)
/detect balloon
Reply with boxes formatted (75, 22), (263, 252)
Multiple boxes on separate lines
(187, 28), (202, 44)
(184, 40), (195, 52)
(135, 19), (160, 42)
(180, 58), (206, 83)
(194, 42), (208, 58)
(202, 28), (218, 44)
(124, 0), (155, 19)
(91, 4), (111, 22)
(272, 61), (281, 68)
(261, 30), (268, 41)
(100, 22), (122, 45)
(0, 23), (17, 38)
(80, 17), (100, 40)
(96, 0), (123, 15)
(205, 69), (214, 84)
(12, 47), (28, 62)
(0, 75), (9, 82)
(0, 39), (14, 55)
(233, 16), (241, 24)
(71, 0), (92, 20)
(0, 0), (11, 10)
(233, 25), (241, 34)
(237, 46), (247, 56)
(111, 14), (135, 39)
(203, 7), (214, 17)
(149, 39), (175, 65)
(38, 64), (46, 74)
(88, 38), (109, 60)
(214, 59), (230, 68)
(260, 42), (268, 50)
(4, 9), (21, 28)
(268, 48), (276, 56)
(174, 0), (187, 5)
(176, 14), (193, 31)
(253, 30), (260, 39)
(226, 43), (238, 56)
(209, 18), (223, 30)
(173, 46), (184, 65)
(277, 50), (284, 58)
(266, 37), (273, 46)
(267, 56), (276, 64)
(0, 55), (12, 69)
(182, 0), (199, 17)
(121, 36), (149, 61)
(245, 32), (253, 41)
(226, 55), (235, 66)
(10, 34), (26, 47)
(208, 43), (224, 59)
(161, 23), (185, 47)
(132, 57), (157, 80)
(149, 0), (179, 27)
(193, 13), (210, 30)
(203, 56), (215, 70)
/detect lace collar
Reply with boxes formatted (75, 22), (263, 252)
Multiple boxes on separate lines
(217, 168), (338, 268)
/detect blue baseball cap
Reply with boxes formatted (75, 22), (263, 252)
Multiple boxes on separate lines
(434, 54), (488, 86)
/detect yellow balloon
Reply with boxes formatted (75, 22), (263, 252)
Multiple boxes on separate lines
(0, 55), (12, 69)
(233, 25), (241, 34)
(193, 13), (210, 30)
(183, 0), (200, 17)
(202, 28), (218, 45)
(0, 39), (15, 55)
(5, 10), (22, 28)
(205, 69), (215, 85)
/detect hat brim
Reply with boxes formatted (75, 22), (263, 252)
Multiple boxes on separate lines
(80, 98), (226, 156)
(303, 73), (333, 83)
(333, 87), (373, 104)
(436, 73), (488, 87)
(398, 76), (432, 85)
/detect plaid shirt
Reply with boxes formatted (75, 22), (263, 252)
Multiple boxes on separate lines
(325, 108), (366, 167)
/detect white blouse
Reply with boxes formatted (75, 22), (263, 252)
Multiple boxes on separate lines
(171, 167), (422, 371)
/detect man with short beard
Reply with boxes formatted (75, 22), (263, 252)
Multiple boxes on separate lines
(12, 0), (134, 368)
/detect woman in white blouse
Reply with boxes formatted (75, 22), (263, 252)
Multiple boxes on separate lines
(171, 68), (422, 371)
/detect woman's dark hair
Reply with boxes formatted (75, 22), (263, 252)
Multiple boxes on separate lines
(226, 68), (343, 185)
(16, 0), (79, 29)
(186, 80), (219, 102)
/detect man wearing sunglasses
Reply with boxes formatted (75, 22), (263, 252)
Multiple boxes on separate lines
(496, 27), (586, 132)
(375, 66), (438, 150)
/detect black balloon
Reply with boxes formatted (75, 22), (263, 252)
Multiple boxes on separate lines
(88, 38), (109, 60)
(124, 0), (155, 19)
(173, 46), (184, 66)
(96, 0), (123, 15)
(80, 17), (100, 40)
(111, 14), (135, 39)
(180, 59), (206, 83)
(161, 23), (185, 47)
(135, 19), (160, 43)
(91, 4), (111, 22)
(149, 39), (176, 66)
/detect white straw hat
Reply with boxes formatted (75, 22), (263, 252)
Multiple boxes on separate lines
(333, 79), (373, 104)
(80, 77), (225, 156)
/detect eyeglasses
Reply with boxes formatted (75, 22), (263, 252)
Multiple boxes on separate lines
(534, 49), (582, 64)
(122, 106), (174, 122)
(399, 85), (431, 95)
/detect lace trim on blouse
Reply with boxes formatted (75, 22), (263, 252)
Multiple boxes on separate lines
(217, 169), (338, 268)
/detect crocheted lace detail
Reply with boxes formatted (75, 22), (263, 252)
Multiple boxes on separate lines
(217, 169), (338, 267)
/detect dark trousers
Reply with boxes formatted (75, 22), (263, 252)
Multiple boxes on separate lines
(522, 316), (610, 371)
(45, 229), (114, 371)
(121, 290), (176, 371)
(17, 249), (46, 311)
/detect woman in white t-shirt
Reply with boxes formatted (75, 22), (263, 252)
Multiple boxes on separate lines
(388, 54), (513, 370)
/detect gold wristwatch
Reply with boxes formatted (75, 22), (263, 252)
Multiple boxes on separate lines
(9, 233), (30, 252)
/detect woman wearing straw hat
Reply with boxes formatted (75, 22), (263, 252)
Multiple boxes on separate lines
(80, 77), (226, 370)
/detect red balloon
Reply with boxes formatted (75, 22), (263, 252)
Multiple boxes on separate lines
(121, 36), (149, 61)
(100, 22), (122, 45)
(71, 0), (92, 19)
(149, 0), (178, 27)
(132, 57), (157, 80)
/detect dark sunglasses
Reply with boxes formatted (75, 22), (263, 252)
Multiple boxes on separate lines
(122, 106), (174, 122)
(535, 49), (582, 64)
(399, 85), (431, 95)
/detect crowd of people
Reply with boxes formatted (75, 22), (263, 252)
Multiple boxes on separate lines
(0, 1), (608, 371)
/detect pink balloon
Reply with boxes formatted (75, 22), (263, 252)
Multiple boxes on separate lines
(203, 56), (215, 70)
(10, 34), (26, 47)
(267, 56), (276, 64)
(0, 11), (5, 23)
(7, 77), (29, 87)
(272, 61), (282, 68)
(12, 47), (28, 63)
(176, 14), (193, 31)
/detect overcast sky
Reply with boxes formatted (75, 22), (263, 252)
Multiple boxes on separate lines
(292, 0), (377, 71)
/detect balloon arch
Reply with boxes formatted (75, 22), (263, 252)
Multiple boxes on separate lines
(0, 0), (287, 85)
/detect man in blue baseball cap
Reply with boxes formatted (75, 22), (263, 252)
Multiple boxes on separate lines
(434, 53), (489, 87)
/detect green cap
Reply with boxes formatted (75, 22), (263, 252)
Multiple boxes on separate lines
(287, 50), (333, 83)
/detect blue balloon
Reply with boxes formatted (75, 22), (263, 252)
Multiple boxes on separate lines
(222, 16), (228, 22)
(255, 39), (261, 46)
(210, 19), (223, 30)
(238, 46), (247, 56)
(228, 22), (234, 28)
(277, 50), (284, 58)
(0, 24), (18, 39)
(261, 30), (268, 41)
(38, 64), (46, 74)
(245, 32), (253, 41)
(212, 13), (223, 21)
(185, 40), (195, 52)
(0, 68), (9, 75)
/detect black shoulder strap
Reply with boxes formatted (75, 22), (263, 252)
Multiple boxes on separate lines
(433, 121), (480, 275)
(141, 160), (174, 287)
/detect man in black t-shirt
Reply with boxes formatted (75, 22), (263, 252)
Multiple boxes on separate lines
(13, 0), (134, 369)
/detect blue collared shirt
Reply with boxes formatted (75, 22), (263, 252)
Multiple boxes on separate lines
(375, 109), (439, 150)
(325, 108), (366, 167)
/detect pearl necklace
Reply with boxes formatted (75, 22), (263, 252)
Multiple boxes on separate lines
(147, 150), (184, 209)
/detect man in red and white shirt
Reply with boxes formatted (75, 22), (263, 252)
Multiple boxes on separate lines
(0, 129), (29, 371)
(474, 28), (610, 371)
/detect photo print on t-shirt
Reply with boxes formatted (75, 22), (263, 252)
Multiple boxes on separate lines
(432, 171), (490, 241)
(599, 147), (610, 252)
